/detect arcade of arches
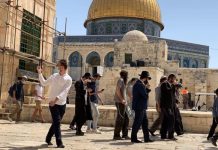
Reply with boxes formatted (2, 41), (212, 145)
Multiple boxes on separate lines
(68, 50), (114, 80)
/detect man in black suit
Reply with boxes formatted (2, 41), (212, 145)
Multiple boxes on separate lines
(74, 73), (91, 136)
(131, 71), (153, 143)
(160, 74), (177, 140)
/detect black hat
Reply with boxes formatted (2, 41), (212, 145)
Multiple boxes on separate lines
(139, 71), (151, 80)
(93, 73), (102, 78)
(83, 72), (91, 79)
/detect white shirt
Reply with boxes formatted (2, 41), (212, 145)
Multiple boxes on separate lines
(35, 84), (44, 101)
(38, 73), (72, 105)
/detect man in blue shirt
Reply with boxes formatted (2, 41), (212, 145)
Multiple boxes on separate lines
(131, 71), (153, 143)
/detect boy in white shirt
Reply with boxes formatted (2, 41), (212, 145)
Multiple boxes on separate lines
(31, 82), (45, 123)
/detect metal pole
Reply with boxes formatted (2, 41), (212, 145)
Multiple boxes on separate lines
(11, 0), (19, 84)
(40, 0), (46, 66)
(0, 0), (11, 102)
(63, 17), (67, 59)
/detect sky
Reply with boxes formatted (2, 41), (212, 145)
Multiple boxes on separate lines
(56, 0), (218, 68)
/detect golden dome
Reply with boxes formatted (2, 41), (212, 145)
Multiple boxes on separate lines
(85, 0), (164, 29)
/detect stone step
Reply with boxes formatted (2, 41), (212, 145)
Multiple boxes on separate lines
(0, 112), (11, 120)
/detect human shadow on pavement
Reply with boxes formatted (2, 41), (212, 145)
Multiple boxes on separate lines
(91, 139), (114, 143)
(0, 144), (49, 150)
(109, 141), (134, 146)
(204, 147), (218, 150)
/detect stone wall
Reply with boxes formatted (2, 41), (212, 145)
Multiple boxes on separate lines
(17, 104), (214, 134)
(176, 68), (218, 109)
(114, 40), (168, 67)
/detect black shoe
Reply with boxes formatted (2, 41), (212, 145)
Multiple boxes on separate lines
(113, 136), (123, 140)
(131, 139), (142, 143)
(207, 137), (211, 141)
(211, 137), (217, 147)
(144, 139), (154, 143)
(177, 131), (184, 136)
(148, 129), (156, 136)
(76, 131), (84, 136)
(46, 141), (53, 146)
(57, 145), (65, 148)
(168, 137), (178, 141)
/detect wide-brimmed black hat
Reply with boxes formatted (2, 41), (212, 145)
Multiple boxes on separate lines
(139, 71), (151, 80)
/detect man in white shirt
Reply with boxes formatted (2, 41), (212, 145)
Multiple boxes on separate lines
(37, 59), (72, 148)
(31, 82), (45, 122)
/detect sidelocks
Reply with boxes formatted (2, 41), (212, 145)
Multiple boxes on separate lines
(192, 92), (216, 111)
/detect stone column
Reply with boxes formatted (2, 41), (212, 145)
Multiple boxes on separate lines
(82, 59), (86, 75)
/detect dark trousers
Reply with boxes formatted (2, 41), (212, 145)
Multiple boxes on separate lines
(75, 105), (86, 133)
(131, 109), (149, 141)
(150, 111), (163, 133)
(174, 106), (184, 135)
(70, 115), (76, 127)
(114, 103), (129, 138)
(160, 108), (175, 139)
(46, 104), (66, 146)
(208, 117), (218, 138)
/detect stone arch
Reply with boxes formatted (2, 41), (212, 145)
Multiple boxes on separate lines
(86, 51), (101, 66)
(68, 51), (83, 67)
(183, 58), (190, 68)
(104, 51), (114, 67)
(191, 59), (198, 68)
(68, 51), (83, 80)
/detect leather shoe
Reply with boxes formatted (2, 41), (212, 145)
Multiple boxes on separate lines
(57, 145), (65, 148)
(144, 139), (154, 143)
(76, 131), (84, 136)
(131, 139), (142, 143)
(168, 137), (178, 141)
(113, 136), (123, 140)
(122, 136), (131, 140)
(46, 141), (53, 146)
(211, 137), (217, 147)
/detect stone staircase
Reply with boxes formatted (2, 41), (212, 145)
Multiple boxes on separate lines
(0, 104), (11, 120)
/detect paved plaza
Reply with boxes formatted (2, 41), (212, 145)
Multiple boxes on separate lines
(0, 120), (217, 150)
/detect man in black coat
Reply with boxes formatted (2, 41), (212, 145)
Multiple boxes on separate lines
(131, 71), (153, 143)
(160, 74), (177, 140)
(74, 73), (91, 136)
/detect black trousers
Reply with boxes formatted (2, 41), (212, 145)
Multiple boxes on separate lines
(174, 106), (184, 135)
(131, 109), (149, 141)
(70, 115), (76, 127)
(160, 108), (175, 139)
(208, 117), (218, 138)
(46, 104), (66, 146)
(75, 105), (86, 133)
(114, 103), (129, 138)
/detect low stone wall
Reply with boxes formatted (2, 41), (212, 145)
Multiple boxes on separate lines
(16, 104), (213, 134)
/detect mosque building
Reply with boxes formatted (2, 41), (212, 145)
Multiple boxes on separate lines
(54, 0), (216, 107)
(54, 0), (209, 80)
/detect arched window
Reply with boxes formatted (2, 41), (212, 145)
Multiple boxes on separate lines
(68, 51), (83, 67)
(104, 52), (114, 67)
(86, 51), (101, 66)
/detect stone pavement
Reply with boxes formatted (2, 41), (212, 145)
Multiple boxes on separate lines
(0, 120), (217, 150)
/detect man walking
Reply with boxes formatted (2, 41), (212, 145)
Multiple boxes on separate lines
(37, 59), (72, 148)
(149, 76), (167, 136)
(131, 71), (153, 143)
(113, 70), (129, 140)
(160, 74), (177, 140)
(74, 73), (91, 136)
(8, 76), (27, 122)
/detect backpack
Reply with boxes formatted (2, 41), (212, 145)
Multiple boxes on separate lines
(8, 83), (17, 97)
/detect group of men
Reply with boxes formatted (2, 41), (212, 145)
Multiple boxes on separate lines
(113, 70), (184, 143)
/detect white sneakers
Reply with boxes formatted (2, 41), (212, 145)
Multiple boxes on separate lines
(86, 129), (101, 134)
